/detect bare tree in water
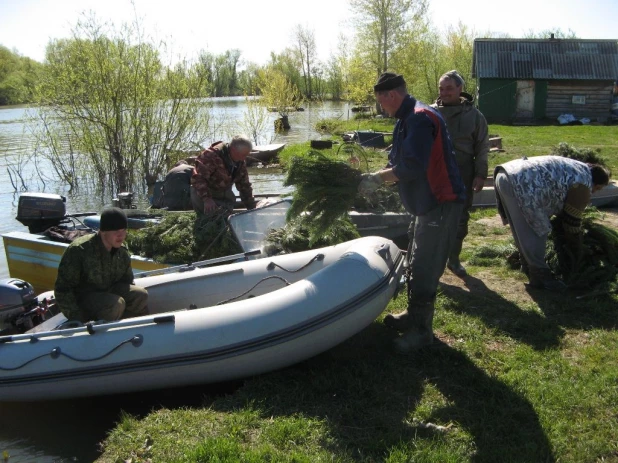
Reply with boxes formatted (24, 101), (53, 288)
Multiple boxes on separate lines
(33, 13), (211, 198)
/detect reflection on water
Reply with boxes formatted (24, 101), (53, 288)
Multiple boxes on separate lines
(0, 98), (352, 462)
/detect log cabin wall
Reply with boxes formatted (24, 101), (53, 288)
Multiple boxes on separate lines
(546, 80), (613, 120)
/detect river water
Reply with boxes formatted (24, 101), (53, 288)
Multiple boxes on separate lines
(0, 97), (355, 281)
(0, 97), (354, 462)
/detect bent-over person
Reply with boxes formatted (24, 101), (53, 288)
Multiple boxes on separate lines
(55, 207), (149, 322)
(190, 136), (256, 214)
(494, 155), (611, 291)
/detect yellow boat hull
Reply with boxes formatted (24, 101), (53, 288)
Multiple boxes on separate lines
(2, 231), (168, 293)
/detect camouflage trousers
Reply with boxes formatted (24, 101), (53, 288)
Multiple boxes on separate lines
(77, 283), (149, 322)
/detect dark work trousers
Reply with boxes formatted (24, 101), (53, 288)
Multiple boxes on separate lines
(449, 160), (475, 264)
(407, 201), (464, 302)
(405, 162), (473, 266)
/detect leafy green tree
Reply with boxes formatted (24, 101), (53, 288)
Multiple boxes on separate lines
(197, 49), (242, 96)
(237, 62), (261, 95)
(350, 0), (428, 76)
(34, 14), (211, 195)
(266, 49), (304, 97)
(0, 45), (44, 105)
(346, 55), (376, 106)
(257, 67), (302, 130)
(324, 34), (351, 101)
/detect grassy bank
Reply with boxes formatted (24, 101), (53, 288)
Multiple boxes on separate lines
(96, 125), (618, 462)
(283, 118), (618, 174)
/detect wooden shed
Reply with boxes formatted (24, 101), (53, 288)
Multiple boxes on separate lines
(472, 37), (618, 123)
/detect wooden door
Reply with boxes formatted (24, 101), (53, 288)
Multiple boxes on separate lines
(515, 80), (535, 119)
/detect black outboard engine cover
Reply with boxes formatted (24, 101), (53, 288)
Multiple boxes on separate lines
(16, 192), (67, 233)
(0, 278), (37, 332)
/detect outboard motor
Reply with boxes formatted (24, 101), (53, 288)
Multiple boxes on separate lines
(0, 279), (57, 334)
(112, 192), (136, 209)
(16, 192), (67, 233)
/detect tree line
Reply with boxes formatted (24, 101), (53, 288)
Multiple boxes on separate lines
(0, 45), (45, 105)
(0, 2), (575, 108)
(2, 2), (573, 198)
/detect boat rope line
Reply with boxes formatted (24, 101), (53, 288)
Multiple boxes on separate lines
(216, 275), (292, 305)
(0, 335), (143, 371)
(267, 253), (324, 272)
(0, 314), (175, 344)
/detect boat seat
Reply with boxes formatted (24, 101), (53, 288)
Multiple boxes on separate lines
(26, 312), (70, 333)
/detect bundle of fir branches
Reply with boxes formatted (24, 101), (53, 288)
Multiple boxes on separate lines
(546, 209), (618, 290)
(549, 142), (608, 165)
(283, 150), (364, 245)
(505, 209), (618, 291)
(125, 211), (242, 264)
(265, 214), (360, 254)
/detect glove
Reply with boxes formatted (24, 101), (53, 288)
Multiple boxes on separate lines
(358, 172), (384, 196)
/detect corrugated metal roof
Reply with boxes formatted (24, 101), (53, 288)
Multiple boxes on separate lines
(473, 39), (618, 80)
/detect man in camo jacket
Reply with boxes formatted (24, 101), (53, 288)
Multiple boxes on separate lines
(55, 207), (149, 322)
(190, 136), (257, 214)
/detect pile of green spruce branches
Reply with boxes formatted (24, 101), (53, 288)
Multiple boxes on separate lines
(277, 150), (402, 248)
(281, 151), (364, 246)
(547, 209), (618, 290)
(125, 211), (242, 264)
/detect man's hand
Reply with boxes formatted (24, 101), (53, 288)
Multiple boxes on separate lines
(358, 172), (384, 196)
(472, 177), (485, 193)
(203, 198), (217, 213)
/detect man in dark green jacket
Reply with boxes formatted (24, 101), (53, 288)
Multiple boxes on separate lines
(432, 70), (489, 277)
(54, 207), (149, 322)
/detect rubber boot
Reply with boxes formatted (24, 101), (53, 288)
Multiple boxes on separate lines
(528, 267), (567, 291)
(383, 310), (410, 332)
(520, 258), (530, 276)
(446, 239), (467, 278)
(393, 300), (435, 353)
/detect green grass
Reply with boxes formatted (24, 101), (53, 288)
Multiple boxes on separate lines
(281, 120), (618, 176)
(489, 124), (618, 173)
(97, 215), (618, 463)
(95, 124), (618, 463)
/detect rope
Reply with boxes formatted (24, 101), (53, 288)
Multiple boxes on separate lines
(477, 80), (518, 99)
(266, 253), (324, 272)
(0, 335), (143, 371)
(215, 253), (326, 304)
(216, 275), (292, 305)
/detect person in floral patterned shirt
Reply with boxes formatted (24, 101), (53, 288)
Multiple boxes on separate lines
(494, 155), (610, 291)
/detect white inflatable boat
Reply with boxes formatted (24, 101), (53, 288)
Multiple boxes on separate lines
(0, 236), (404, 402)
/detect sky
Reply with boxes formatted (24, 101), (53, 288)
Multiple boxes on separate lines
(1, 0), (617, 66)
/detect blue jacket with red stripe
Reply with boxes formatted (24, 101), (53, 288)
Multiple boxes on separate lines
(388, 95), (465, 216)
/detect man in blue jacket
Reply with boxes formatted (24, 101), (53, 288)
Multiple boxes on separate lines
(358, 72), (466, 353)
